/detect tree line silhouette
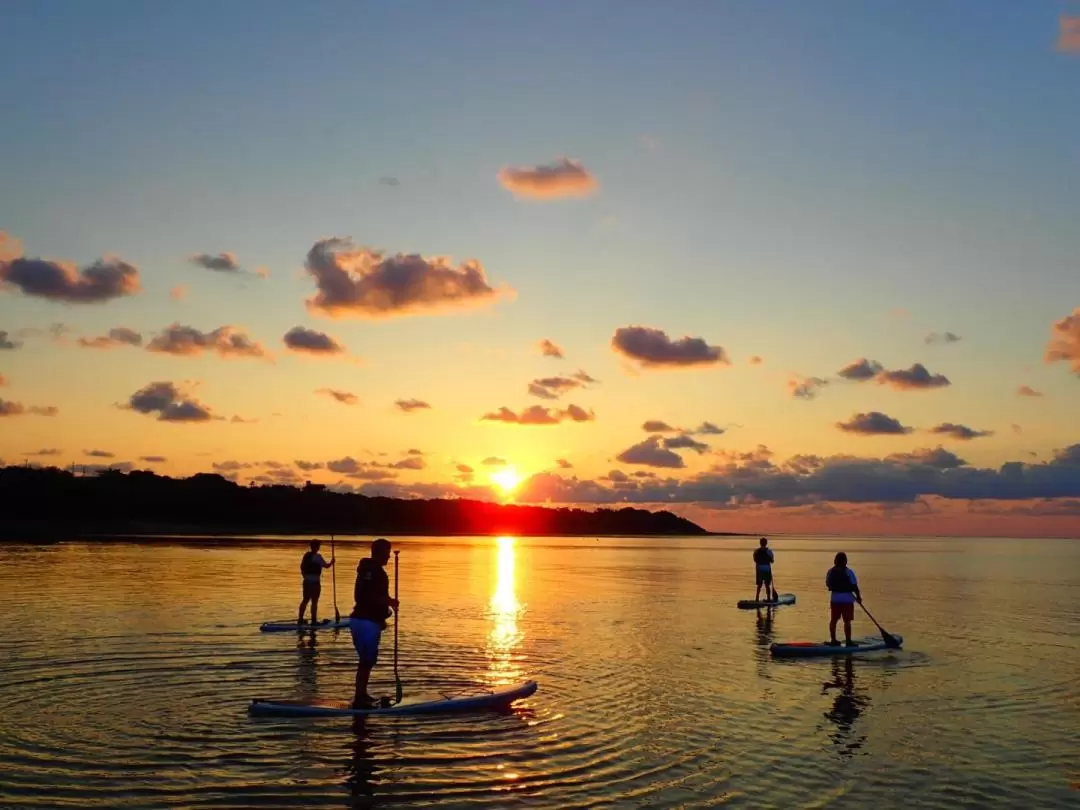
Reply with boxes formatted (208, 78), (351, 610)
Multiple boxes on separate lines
(0, 464), (711, 538)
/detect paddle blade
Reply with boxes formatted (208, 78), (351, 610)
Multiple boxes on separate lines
(881, 630), (902, 648)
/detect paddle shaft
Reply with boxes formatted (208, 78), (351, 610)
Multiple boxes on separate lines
(393, 550), (402, 703)
(858, 600), (900, 646)
(331, 535), (339, 622)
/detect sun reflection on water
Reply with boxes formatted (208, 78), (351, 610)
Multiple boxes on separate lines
(486, 536), (524, 686)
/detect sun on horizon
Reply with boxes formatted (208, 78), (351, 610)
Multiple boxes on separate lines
(490, 467), (523, 496)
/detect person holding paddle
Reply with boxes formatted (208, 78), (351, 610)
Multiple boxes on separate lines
(826, 552), (862, 647)
(297, 540), (335, 626)
(350, 538), (399, 709)
(753, 537), (777, 602)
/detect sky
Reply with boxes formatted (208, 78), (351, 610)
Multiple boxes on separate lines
(2, 1), (1079, 537)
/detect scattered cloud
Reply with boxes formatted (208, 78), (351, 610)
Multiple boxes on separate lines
(480, 403), (595, 425)
(1058, 14), (1080, 53)
(0, 399), (59, 417)
(0, 331), (22, 350)
(925, 331), (962, 345)
(615, 436), (687, 469)
(147, 323), (269, 360)
(391, 456), (425, 470)
(481, 457), (507, 467)
(1045, 307), (1080, 373)
(124, 381), (215, 423)
(77, 327), (143, 349)
(695, 421), (725, 435)
(170, 285), (188, 301)
(556, 458), (573, 469)
(929, 423), (994, 441)
(378, 176), (401, 187)
(877, 363), (951, 391)
(283, 326), (346, 356)
(316, 388), (358, 405)
(538, 339), (564, 359)
(1017, 385), (1044, 398)
(527, 371), (598, 400)
(749, 355), (763, 366)
(188, 252), (243, 274)
(611, 326), (729, 369)
(789, 375), (829, 400)
(497, 157), (598, 199)
(837, 358), (884, 381)
(26, 448), (61, 456)
(140, 455), (167, 463)
(326, 456), (363, 474)
(295, 460), (324, 472)
(85, 449), (115, 458)
(663, 434), (710, 454)
(0, 241), (141, 303)
(836, 411), (914, 436)
(1011, 424), (1023, 435)
(642, 420), (677, 433)
(395, 398), (431, 413)
(303, 237), (511, 319)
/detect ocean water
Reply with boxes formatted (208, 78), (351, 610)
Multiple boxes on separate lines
(0, 534), (1077, 809)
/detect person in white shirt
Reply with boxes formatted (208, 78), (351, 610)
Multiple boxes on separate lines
(826, 551), (862, 647)
(297, 540), (334, 625)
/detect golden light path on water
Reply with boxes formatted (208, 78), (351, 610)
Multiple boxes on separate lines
(485, 536), (524, 689)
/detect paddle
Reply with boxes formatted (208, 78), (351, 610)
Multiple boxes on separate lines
(857, 600), (901, 648)
(331, 534), (340, 623)
(393, 549), (402, 705)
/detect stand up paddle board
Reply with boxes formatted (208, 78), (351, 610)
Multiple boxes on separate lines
(737, 593), (796, 609)
(259, 618), (352, 632)
(770, 635), (903, 658)
(248, 679), (538, 717)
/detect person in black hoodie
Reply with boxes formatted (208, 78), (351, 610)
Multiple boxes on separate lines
(349, 538), (399, 708)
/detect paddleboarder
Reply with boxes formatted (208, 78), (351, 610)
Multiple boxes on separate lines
(826, 552), (862, 647)
(350, 538), (399, 709)
(753, 537), (777, 602)
(297, 540), (335, 625)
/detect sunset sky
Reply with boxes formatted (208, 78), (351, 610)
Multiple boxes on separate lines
(2, 2), (1079, 537)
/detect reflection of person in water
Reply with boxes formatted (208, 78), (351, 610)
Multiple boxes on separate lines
(755, 607), (775, 647)
(821, 657), (870, 758)
(344, 716), (379, 802)
(294, 630), (318, 700)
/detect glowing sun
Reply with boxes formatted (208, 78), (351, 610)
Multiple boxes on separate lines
(490, 467), (522, 494)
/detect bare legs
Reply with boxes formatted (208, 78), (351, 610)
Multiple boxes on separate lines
(298, 589), (320, 623)
(353, 664), (374, 708)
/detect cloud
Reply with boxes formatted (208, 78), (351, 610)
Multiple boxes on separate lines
(391, 456), (425, 470)
(538, 339), (564, 359)
(0, 374), (6, 386)
(85, 449), (115, 458)
(170, 285), (188, 301)
(642, 420), (677, 433)
(283, 326), (346, 356)
(480, 404), (595, 425)
(189, 252), (243, 274)
(615, 436), (687, 469)
(925, 331), (962, 345)
(406, 448), (424, 456)
(0, 243), (141, 302)
(1045, 307), (1080, 373)
(1058, 14), (1080, 53)
(345, 469), (399, 482)
(295, 460), (324, 472)
(664, 434), (711, 454)
(395, 398), (431, 413)
(1017, 385), (1044, 398)
(212, 460), (253, 472)
(929, 423), (994, 441)
(497, 157), (598, 199)
(527, 371), (598, 400)
(303, 237), (511, 319)
(77, 327), (143, 349)
(694, 421), (725, 435)
(326, 456), (363, 474)
(611, 326), (729, 369)
(482, 457), (507, 466)
(0, 331), (22, 350)
(877, 363), (951, 391)
(26, 448), (61, 456)
(749, 355), (763, 366)
(316, 388), (358, 405)
(140, 455), (167, 463)
(378, 176), (401, 187)
(789, 375), (829, 400)
(0, 399), (58, 417)
(124, 381), (215, 423)
(556, 458), (573, 469)
(146, 323), (269, 359)
(836, 411), (914, 436)
(837, 358), (884, 381)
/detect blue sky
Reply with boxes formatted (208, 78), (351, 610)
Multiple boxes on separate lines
(1, 1), (1078, 535)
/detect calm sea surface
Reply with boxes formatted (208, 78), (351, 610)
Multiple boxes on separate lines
(0, 535), (1077, 808)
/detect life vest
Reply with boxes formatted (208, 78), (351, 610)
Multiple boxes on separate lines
(753, 547), (771, 566)
(827, 566), (853, 593)
(300, 551), (320, 576)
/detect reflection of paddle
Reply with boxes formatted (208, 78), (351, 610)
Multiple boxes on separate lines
(331, 535), (340, 623)
(858, 600), (901, 648)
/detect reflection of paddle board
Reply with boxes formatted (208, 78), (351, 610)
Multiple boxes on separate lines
(259, 618), (352, 632)
(737, 593), (796, 609)
(770, 635), (903, 657)
(248, 679), (538, 717)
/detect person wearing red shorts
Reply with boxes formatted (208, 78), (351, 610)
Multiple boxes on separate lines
(826, 552), (861, 647)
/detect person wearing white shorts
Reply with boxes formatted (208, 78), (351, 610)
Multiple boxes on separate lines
(349, 538), (398, 708)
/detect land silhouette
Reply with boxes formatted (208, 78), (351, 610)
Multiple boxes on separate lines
(0, 465), (713, 539)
